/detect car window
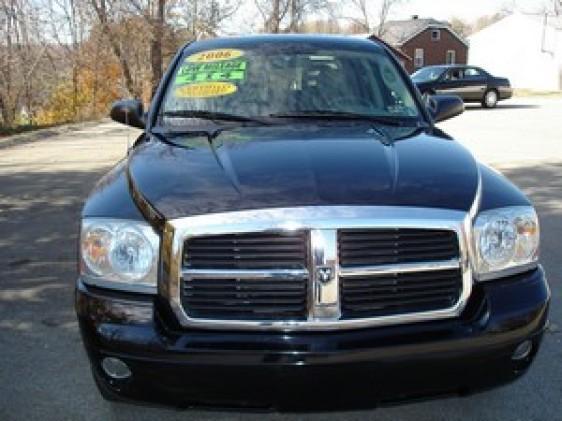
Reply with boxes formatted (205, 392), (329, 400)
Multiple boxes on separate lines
(464, 68), (483, 79)
(411, 67), (445, 82)
(161, 45), (420, 120)
(444, 69), (464, 81)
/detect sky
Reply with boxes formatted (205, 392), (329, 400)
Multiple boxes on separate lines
(224, 0), (555, 34)
(388, 0), (550, 21)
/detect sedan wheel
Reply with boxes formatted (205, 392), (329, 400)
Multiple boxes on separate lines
(482, 90), (498, 108)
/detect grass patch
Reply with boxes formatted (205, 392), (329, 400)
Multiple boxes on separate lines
(0, 123), (62, 138)
(513, 89), (562, 98)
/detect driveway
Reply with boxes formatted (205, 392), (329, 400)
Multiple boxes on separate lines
(0, 98), (560, 420)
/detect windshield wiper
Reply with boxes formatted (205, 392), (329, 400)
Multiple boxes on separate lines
(267, 110), (419, 127)
(163, 110), (266, 124)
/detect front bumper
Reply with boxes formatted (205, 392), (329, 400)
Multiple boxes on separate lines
(76, 267), (549, 411)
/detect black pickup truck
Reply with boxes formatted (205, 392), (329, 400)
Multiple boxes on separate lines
(412, 65), (513, 108)
(76, 35), (549, 411)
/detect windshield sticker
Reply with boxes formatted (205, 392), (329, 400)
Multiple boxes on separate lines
(175, 81), (237, 98)
(175, 59), (247, 85)
(187, 49), (244, 63)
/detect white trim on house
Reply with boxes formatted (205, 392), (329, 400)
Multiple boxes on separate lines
(414, 48), (424, 68)
(446, 50), (456, 64)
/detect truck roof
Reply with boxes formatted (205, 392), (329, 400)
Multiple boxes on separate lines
(184, 34), (386, 53)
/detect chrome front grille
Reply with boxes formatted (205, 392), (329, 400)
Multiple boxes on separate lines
(182, 275), (308, 320)
(340, 268), (463, 319)
(183, 232), (309, 269)
(182, 232), (309, 320)
(337, 228), (462, 319)
(164, 206), (474, 331)
(338, 228), (459, 266)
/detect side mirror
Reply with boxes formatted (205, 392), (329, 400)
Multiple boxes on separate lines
(426, 94), (464, 123)
(110, 99), (145, 129)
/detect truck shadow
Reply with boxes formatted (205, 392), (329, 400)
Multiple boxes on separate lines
(464, 103), (540, 110)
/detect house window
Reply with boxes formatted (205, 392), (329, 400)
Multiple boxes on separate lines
(446, 50), (456, 65)
(431, 29), (441, 41)
(414, 48), (424, 68)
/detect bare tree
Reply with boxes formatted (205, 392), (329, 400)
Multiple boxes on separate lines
(376, 0), (396, 36)
(88, 0), (240, 96)
(255, 0), (290, 32)
(0, 0), (338, 129)
(472, 12), (507, 33)
(89, 0), (140, 97)
(449, 16), (472, 38)
(343, 0), (405, 34)
(287, 0), (331, 32)
(0, 0), (52, 127)
(255, 0), (331, 33)
(177, 0), (240, 39)
(150, 0), (165, 95)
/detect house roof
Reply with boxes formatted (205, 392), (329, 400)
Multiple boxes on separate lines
(377, 17), (469, 48)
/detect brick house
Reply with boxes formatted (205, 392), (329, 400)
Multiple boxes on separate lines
(375, 16), (469, 73)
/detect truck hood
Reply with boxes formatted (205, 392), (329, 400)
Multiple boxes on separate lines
(127, 124), (479, 220)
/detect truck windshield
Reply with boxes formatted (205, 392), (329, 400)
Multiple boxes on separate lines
(160, 44), (421, 123)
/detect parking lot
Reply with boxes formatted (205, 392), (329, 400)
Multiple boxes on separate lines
(0, 97), (561, 421)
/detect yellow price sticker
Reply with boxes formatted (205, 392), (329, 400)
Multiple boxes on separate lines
(175, 81), (238, 98)
(186, 49), (244, 63)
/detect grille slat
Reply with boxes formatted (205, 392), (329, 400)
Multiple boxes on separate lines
(185, 290), (305, 298)
(342, 271), (460, 287)
(340, 237), (457, 250)
(341, 251), (459, 265)
(339, 231), (454, 240)
(187, 252), (305, 259)
(343, 295), (456, 313)
(185, 280), (306, 291)
(343, 286), (459, 303)
(187, 234), (305, 244)
(342, 280), (459, 294)
(187, 244), (304, 252)
(185, 296), (307, 305)
(185, 304), (306, 313)
(340, 244), (456, 256)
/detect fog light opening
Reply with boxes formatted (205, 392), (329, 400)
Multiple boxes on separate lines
(512, 340), (533, 361)
(101, 357), (132, 379)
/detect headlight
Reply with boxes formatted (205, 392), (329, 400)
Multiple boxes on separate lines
(473, 206), (539, 280)
(80, 218), (160, 293)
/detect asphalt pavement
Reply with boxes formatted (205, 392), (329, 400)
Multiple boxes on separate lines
(0, 98), (561, 420)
